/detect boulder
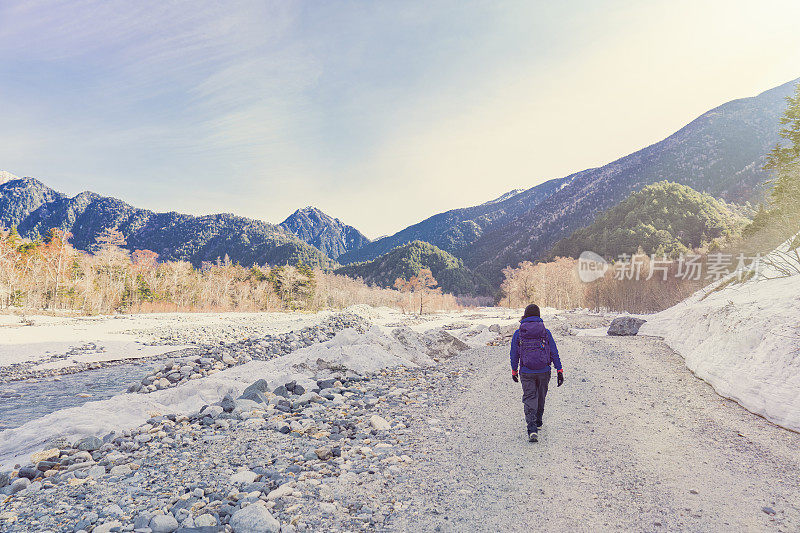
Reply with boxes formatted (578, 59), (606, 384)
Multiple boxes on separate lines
(17, 466), (38, 480)
(229, 503), (280, 533)
(607, 316), (647, 336)
(421, 329), (469, 358)
(149, 513), (180, 533)
(75, 436), (102, 451)
(242, 379), (269, 395)
(220, 395), (236, 413)
(9, 477), (29, 494)
(30, 448), (59, 464)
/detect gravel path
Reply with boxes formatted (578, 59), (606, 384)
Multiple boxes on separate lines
(389, 333), (800, 532)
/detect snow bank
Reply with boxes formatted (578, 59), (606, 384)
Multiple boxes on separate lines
(641, 244), (800, 431)
(0, 325), (434, 468)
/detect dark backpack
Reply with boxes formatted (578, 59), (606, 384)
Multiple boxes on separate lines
(518, 321), (550, 369)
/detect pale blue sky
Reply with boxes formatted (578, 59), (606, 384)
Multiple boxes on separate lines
(1, 0), (799, 237)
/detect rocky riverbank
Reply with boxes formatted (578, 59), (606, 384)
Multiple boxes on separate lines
(128, 313), (370, 394)
(0, 360), (463, 532)
(0, 307), (490, 532)
(0, 312), (369, 386)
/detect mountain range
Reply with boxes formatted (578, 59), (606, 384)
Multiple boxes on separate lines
(1, 77), (796, 290)
(337, 179), (568, 264)
(343, 79), (797, 284)
(0, 177), (334, 268)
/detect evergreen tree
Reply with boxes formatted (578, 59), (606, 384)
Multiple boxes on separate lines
(7, 226), (21, 248)
(765, 81), (800, 211)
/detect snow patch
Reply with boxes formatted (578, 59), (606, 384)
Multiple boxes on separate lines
(641, 240), (800, 431)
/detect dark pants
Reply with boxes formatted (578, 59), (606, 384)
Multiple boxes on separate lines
(520, 371), (550, 434)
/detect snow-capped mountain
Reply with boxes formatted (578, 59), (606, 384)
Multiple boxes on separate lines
(0, 170), (18, 185)
(481, 189), (525, 206)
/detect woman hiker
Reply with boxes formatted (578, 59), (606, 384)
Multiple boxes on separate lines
(510, 304), (564, 442)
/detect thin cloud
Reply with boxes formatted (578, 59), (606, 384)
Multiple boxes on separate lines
(0, 0), (799, 237)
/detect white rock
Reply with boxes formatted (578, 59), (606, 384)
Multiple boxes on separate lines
(109, 464), (132, 476)
(242, 418), (266, 429)
(149, 513), (180, 533)
(229, 503), (280, 533)
(87, 465), (106, 478)
(93, 522), (122, 533)
(72, 451), (93, 462)
(65, 461), (94, 472)
(266, 483), (295, 500)
(230, 470), (258, 484)
(105, 503), (124, 516)
(194, 514), (217, 527)
(9, 477), (29, 494)
(370, 415), (391, 431)
(105, 451), (127, 465)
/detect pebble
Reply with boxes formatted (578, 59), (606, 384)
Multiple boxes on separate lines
(370, 415), (392, 431)
(92, 521), (123, 533)
(9, 477), (30, 494)
(109, 464), (132, 476)
(266, 484), (295, 501)
(87, 465), (106, 478)
(30, 448), (59, 463)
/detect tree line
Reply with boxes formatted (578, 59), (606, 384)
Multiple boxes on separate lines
(0, 226), (459, 315)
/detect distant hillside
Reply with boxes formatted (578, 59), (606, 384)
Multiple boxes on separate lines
(335, 240), (491, 296)
(0, 177), (334, 268)
(338, 179), (567, 264)
(280, 206), (369, 259)
(462, 78), (799, 282)
(549, 181), (750, 259)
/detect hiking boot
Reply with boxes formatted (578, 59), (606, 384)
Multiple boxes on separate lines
(528, 432), (538, 443)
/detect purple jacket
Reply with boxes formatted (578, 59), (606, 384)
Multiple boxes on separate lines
(510, 316), (562, 374)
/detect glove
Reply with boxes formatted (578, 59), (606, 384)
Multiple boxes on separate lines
(512, 370), (519, 383)
(557, 371), (564, 387)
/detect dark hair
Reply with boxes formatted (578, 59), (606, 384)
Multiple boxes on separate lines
(523, 304), (540, 318)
